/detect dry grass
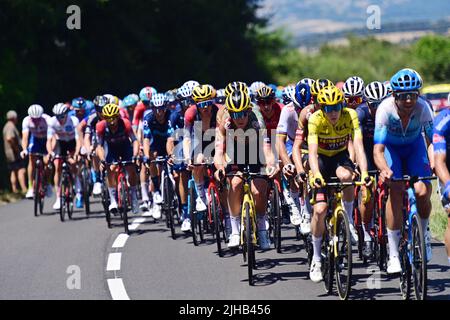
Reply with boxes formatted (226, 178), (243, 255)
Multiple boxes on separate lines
(430, 181), (447, 242)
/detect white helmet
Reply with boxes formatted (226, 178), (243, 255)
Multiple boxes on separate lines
(282, 85), (296, 103)
(182, 80), (200, 92)
(250, 81), (266, 95)
(299, 78), (315, 88)
(52, 103), (69, 116)
(216, 89), (225, 98)
(151, 93), (166, 107)
(177, 84), (193, 99)
(364, 81), (388, 103)
(343, 76), (365, 97)
(28, 104), (44, 119)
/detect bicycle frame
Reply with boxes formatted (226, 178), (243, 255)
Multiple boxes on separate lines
(241, 181), (257, 246)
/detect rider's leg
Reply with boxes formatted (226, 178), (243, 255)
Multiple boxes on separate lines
(337, 166), (354, 223)
(193, 153), (207, 208)
(251, 178), (268, 229)
(107, 164), (118, 206)
(228, 175), (244, 236)
(359, 185), (375, 240)
(27, 155), (36, 192)
(311, 201), (328, 262)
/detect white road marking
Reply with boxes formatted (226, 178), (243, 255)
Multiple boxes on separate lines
(112, 234), (129, 248)
(107, 278), (130, 300)
(106, 253), (122, 271)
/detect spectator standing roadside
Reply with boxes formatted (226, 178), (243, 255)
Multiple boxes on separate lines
(2, 111), (27, 194)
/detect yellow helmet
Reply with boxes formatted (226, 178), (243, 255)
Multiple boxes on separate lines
(255, 85), (275, 100)
(317, 86), (344, 105)
(311, 78), (334, 96)
(102, 103), (120, 118)
(192, 84), (216, 103)
(225, 89), (251, 113)
(225, 81), (248, 96)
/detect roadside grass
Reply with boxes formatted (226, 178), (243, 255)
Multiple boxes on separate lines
(430, 181), (447, 242)
(0, 190), (24, 205)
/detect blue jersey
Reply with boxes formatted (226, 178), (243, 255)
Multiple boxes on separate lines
(356, 103), (376, 167)
(143, 110), (171, 142)
(433, 108), (450, 168)
(168, 108), (185, 142)
(374, 96), (434, 146)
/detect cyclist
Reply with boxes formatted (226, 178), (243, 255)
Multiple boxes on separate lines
(70, 97), (90, 122)
(133, 87), (156, 134)
(48, 103), (82, 210)
(276, 83), (311, 227)
(373, 68), (434, 274)
(142, 93), (173, 218)
(81, 95), (109, 196)
(433, 93), (450, 264)
(96, 104), (140, 214)
(215, 89), (226, 105)
(307, 86), (371, 283)
(356, 81), (389, 258)
(292, 78), (333, 234)
(281, 85), (295, 105)
(254, 85), (283, 136)
(181, 84), (220, 232)
(342, 76), (365, 109)
(214, 89), (279, 249)
(122, 94), (139, 121)
(21, 104), (52, 199)
(249, 81), (265, 102)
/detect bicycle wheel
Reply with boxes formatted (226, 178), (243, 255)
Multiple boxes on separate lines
(198, 211), (205, 243)
(377, 196), (388, 271)
(59, 180), (66, 222)
(66, 178), (74, 220)
(321, 226), (334, 294)
(245, 202), (254, 286)
(210, 188), (223, 257)
(188, 184), (198, 246)
(411, 214), (427, 300)
(399, 237), (412, 300)
(33, 162), (42, 217)
(354, 207), (365, 263)
(335, 209), (353, 300)
(119, 178), (129, 234)
(101, 179), (111, 228)
(165, 174), (177, 240)
(271, 183), (282, 253)
(82, 166), (91, 216)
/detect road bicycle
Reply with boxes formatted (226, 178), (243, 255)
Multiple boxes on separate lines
(31, 153), (48, 217)
(100, 165), (111, 229)
(55, 154), (75, 222)
(390, 175), (436, 300)
(187, 163), (208, 246)
(79, 153), (93, 216)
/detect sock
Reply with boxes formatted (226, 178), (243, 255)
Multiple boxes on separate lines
(130, 186), (138, 201)
(343, 200), (354, 225)
(196, 182), (206, 203)
(108, 187), (117, 205)
(94, 171), (100, 184)
(257, 215), (267, 231)
(230, 215), (240, 235)
(387, 228), (401, 258)
(75, 176), (82, 194)
(303, 194), (311, 218)
(224, 213), (231, 234)
(141, 182), (149, 202)
(312, 235), (322, 262)
(182, 204), (188, 219)
(362, 224), (371, 242)
(151, 177), (160, 193)
(420, 218), (429, 238)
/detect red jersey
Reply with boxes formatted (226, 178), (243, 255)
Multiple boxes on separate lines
(132, 101), (147, 128)
(260, 102), (282, 132)
(96, 118), (136, 147)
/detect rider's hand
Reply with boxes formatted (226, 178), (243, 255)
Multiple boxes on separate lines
(310, 172), (325, 189)
(361, 171), (374, 187)
(266, 165), (279, 179)
(214, 169), (225, 182)
(99, 160), (106, 172)
(167, 155), (174, 166)
(380, 168), (393, 183)
(20, 150), (28, 159)
(187, 159), (194, 171)
(282, 164), (295, 179)
(296, 171), (307, 184)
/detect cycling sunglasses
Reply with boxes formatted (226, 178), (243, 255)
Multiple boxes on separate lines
(197, 100), (215, 109)
(229, 110), (249, 120)
(256, 98), (274, 106)
(368, 101), (381, 109)
(105, 116), (119, 123)
(56, 114), (67, 120)
(322, 103), (344, 113)
(346, 95), (363, 105)
(180, 99), (192, 108)
(394, 91), (419, 101)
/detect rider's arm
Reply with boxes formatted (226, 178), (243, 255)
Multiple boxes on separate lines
(125, 119), (139, 158)
(214, 126), (226, 171)
(350, 109), (368, 174)
(276, 134), (291, 167)
(183, 107), (195, 162)
(307, 115), (320, 176)
(95, 121), (106, 162)
(373, 105), (390, 174)
(21, 118), (30, 152)
(433, 112), (450, 184)
(292, 112), (306, 174)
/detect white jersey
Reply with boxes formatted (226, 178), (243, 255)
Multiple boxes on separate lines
(276, 102), (298, 143)
(47, 116), (79, 142)
(22, 114), (51, 139)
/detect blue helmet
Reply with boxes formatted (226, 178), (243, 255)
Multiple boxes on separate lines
(122, 94), (139, 108)
(294, 82), (312, 108)
(390, 68), (422, 92)
(72, 97), (86, 110)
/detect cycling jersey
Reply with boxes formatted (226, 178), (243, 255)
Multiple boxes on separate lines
(132, 101), (147, 129)
(276, 102), (299, 156)
(433, 108), (450, 169)
(168, 107), (187, 171)
(374, 96), (434, 146)
(255, 102), (282, 133)
(96, 118), (136, 163)
(356, 103), (376, 170)
(47, 116), (79, 142)
(22, 114), (51, 139)
(83, 113), (100, 136)
(308, 108), (362, 157)
(143, 110), (171, 156)
(295, 104), (316, 152)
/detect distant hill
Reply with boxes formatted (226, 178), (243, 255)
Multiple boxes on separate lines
(257, 0), (450, 47)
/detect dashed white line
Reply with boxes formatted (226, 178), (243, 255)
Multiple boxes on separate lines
(112, 234), (129, 248)
(106, 252), (122, 271)
(107, 278), (130, 300)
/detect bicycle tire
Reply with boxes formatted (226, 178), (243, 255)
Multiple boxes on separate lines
(33, 162), (41, 217)
(82, 166), (90, 216)
(211, 188), (223, 257)
(411, 214), (427, 300)
(354, 207), (364, 262)
(189, 184), (198, 246)
(198, 211), (205, 243)
(376, 195), (388, 271)
(335, 209), (353, 300)
(272, 183), (282, 253)
(102, 180), (111, 228)
(245, 202), (254, 286)
(67, 177), (74, 220)
(120, 177), (129, 234)
(59, 179), (66, 222)
(322, 224), (334, 295)
(399, 237), (412, 300)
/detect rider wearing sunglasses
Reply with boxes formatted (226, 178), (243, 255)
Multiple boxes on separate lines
(214, 89), (279, 250)
(373, 68), (434, 274)
(307, 85), (371, 283)
(356, 81), (389, 259)
(342, 76), (365, 109)
(254, 85), (283, 134)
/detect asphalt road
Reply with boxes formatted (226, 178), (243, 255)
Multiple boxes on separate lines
(0, 196), (449, 300)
